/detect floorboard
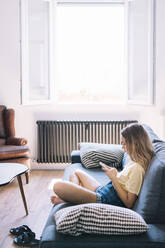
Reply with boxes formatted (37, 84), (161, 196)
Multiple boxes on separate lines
(0, 170), (64, 248)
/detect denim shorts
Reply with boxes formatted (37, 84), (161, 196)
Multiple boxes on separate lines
(95, 182), (125, 207)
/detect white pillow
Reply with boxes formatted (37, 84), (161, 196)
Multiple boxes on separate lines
(55, 203), (149, 236)
(79, 142), (124, 169)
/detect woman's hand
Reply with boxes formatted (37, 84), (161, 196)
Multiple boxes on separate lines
(101, 166), (118, 181)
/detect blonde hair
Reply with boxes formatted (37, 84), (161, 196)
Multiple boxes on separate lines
(121, 123), (155, 171)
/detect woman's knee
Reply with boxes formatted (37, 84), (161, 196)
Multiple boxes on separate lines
(74, 169), (84, 177)
(53, 181), (64, 194)
(69, 169), (81, 180)
(69, 171), (75, 180)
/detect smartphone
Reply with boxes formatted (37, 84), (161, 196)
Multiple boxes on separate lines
(99, 162), (108, 169)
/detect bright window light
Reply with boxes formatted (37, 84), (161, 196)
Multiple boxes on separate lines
(54, 3), (125, 104)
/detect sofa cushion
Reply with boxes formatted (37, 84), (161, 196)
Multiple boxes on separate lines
(55, 203), (149, 236)
(133, 141), (165, 223)
(79, 142), (124, 169)
(0, 145), (30, 160)
(41, 223), (165, 248)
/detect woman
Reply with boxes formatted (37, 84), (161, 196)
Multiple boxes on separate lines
(50, 123), (154, 208)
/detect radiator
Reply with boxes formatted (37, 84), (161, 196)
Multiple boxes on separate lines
(37, 120), (137, 163)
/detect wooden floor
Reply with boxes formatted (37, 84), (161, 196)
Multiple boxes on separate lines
(0, 170), (64, 248)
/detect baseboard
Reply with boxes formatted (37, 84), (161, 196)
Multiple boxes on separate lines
(31, 160), (69, 170)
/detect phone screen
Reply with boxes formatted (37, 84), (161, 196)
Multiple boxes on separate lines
(99, 162), (107, 168)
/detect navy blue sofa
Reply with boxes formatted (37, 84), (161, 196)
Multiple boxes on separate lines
(40, 125), (165, 248)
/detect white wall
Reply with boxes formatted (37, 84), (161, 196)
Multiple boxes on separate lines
(0, 0), (165, 160)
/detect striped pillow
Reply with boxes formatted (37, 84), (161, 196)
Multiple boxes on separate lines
(55, 203), (149, 236)
(79, 143), (124, 169)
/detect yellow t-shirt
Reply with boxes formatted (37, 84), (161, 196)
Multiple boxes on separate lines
(117, 161), (145, 196)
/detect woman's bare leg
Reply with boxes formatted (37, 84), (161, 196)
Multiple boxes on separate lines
(69, 169), (101, 191)
(52, 180), (97, 205)
(50, 169), (101, 205)
(50, 194), (64, 205)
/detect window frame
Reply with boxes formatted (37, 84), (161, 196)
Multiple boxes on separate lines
(20, 0), (55, 105)
(20, 0), (155, 106)
(126, 0), (155, 105)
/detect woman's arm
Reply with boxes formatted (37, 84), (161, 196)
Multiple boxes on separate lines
(102, 167), (137, 208)
(111, 176), (137, 208)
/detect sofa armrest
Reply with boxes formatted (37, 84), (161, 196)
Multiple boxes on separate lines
(71, 150), (81, 164)
(6, 137), (27, 146)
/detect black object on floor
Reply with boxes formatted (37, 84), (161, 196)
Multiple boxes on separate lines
(10, 225), (34, 236)
(13, 231), (40, 247)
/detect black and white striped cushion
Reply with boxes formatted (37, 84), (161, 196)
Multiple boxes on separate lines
(79, 143), (124, 169)
(55, 203), (149, 236)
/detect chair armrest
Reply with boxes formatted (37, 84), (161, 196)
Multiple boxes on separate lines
(71, 150), (81, 164)
(5, 108), (15, 137)
(6, 137), (27, 146)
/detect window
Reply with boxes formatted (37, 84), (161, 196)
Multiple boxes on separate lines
(54, 2), (125, 104)
(21, 0), (155, 105)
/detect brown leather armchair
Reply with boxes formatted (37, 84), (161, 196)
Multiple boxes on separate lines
(0, 105), (30, 183)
